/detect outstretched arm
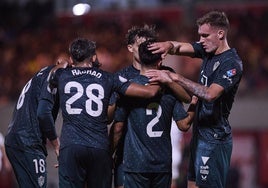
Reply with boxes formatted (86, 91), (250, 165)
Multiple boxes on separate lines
(169, 72), (224, 102)
(125, 82), (161, 98)
(148, 41), (195, 58)
(145, 70), (224, 102)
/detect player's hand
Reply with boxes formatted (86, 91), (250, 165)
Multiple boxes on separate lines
(191, 95), (198, 105)
(145, 70), (173, 84)
(147, 41), (173, 59)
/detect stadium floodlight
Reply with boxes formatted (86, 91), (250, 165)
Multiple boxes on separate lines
(72, 3), (91, 16)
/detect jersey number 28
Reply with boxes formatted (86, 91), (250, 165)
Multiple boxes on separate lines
(65, 81), (104, 117)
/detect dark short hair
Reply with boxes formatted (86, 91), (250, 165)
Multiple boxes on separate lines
(69, 38), (96, 63)
(138, 40), (162, 66)
(125, 24), (158, 45)
(197, 11), (230, 30)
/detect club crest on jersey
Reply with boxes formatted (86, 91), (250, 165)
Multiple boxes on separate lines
(38, 175), (45, 187)
(213, 61), (220, 71)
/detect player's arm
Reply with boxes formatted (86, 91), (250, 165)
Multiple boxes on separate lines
(124, 82), (161, 98)
(109, 121), (124, 154)
(148, 41), (195, 58)
(167, 81), (191, 103)
(146, 70), (224, 102)
(169, 72), (224, 102)
(37, 98), (59, 157)
(0, 143), (12, 172)
(109, 100), (127, 154)
(159, 67), (191, 103)
(175, 96), (198, 132)
(107, 103), (116, 124)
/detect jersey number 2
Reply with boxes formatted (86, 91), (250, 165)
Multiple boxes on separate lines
(146, 103), (163, 137)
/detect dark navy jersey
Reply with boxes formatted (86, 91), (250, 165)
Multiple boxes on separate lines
(111, 65), (140, 163)
(112, 65), (176, 164)
(5, 66), (57, 155)
(114, 75), (188, 173)
(52, 67), (131, 151)
(192, 42), (243, 142)
(109, 65), (140, 105)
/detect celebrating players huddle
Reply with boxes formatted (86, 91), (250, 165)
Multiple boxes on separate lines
(5, 10), (242, 188)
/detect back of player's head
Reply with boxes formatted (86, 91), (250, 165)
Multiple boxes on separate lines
(125, 24), (158, 45)
(69, 38), (96, 64)
(197, 11), (230, 31)
(138, 40), (162, 66)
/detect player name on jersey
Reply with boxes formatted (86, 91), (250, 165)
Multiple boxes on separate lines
(71, 69), (102, 78)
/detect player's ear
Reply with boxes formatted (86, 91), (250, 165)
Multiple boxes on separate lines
(218, 30), (225, 40)
(69, 57), (74, 67)
(127, 44), (133, 52)
(92, 54), (97, 62)
(157, 60), (162, 69)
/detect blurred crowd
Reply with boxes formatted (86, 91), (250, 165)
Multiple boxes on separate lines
(0, 1), (268, 105)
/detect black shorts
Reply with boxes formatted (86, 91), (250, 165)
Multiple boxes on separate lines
(114, 162), (124, 187)
(5, 145), (47, 188)
(187, 137), (232, 188)
(124, 172), (171, 188)
(59, 145), (112, 188)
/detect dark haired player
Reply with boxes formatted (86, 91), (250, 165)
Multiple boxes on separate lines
(113, 40), (196, 188)
(146, 11), (243, 188)
(109, 25), (191, 188)
(4, 55), (68, 187)
(39, 38), (161, 188)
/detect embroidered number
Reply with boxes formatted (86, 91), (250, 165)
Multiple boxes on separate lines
(65, 81), (104, 117)
(16, 79), (32, 110)
(146, 103), (163, 137)
(33, 159), (46, 174)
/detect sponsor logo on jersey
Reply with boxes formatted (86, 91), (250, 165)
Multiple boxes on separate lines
(226, 69), (236, 77)
(200, 156), (210, 181)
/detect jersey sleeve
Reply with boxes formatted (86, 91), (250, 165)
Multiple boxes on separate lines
(113, 95), (129, 122)
(213, 59), (243, 92)
(37, 76), (60, 141)
(112, 74), (132, 95)
(37, 99), (58, 141)
(192, 42), (206, 59)
(172, 101), (188, 122)
(109, 91), (119, 106)
(49, 68), (64, 89)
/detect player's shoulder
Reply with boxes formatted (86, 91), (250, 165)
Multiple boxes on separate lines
(34, 65), (54, 77)
(220, 49), (243, 71)
(117, 65), (139, 75)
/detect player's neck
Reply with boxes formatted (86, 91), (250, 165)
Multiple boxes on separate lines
(74, 62), (93, 68)
(140, 66), (157, 75)
(132, 61), (141, 71)
(215, 41), (230, 55)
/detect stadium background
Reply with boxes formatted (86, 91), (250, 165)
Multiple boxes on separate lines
(0, 0), (267, 187)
